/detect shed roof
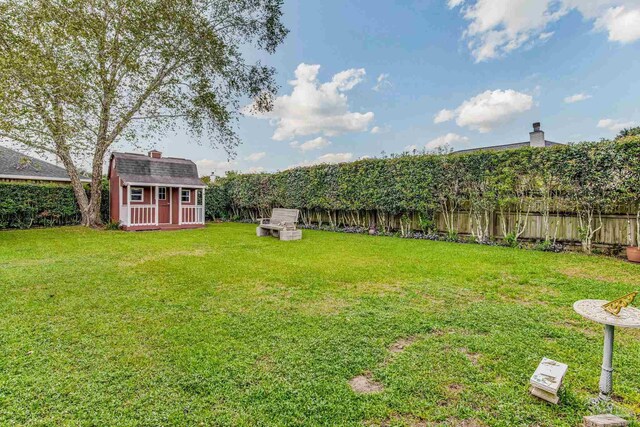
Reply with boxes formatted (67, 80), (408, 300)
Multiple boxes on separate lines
(110, 152), (204, 187)
(0, 145), (90, 182)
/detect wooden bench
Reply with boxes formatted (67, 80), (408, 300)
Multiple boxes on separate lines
(256, 208), (302, 240)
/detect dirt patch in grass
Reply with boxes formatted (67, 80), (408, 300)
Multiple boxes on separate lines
(339, 281), (410, 299)
(120, 249), (208, 267)
(2, 258), (51, 269)
(254, 355), (274, 373)
(499, 293), (550, 307)
(447, 383), (464, 394)
(438, 327), (489, 337)
(298, 296), (351, 315)
(389, 336), (418, 353)
(554, 319), (599, 338)
(363, 414), (428, 427)
(447, 419), (486, 427)
(251, 287), (351, 315)
(562, 267), (640, 285)
(429, 328), (447, 337)
(349, 373), (384, 394)
(459, 348), (480, 366)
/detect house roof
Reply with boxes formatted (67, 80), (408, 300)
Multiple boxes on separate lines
(454, 140), (561, 154)
(110, 152), (204, 187)
(0, 145), (91, 182)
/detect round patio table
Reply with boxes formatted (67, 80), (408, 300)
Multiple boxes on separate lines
(573, 299), (640, 402)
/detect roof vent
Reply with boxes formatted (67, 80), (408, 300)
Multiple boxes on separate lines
(148, 150), (162, 159)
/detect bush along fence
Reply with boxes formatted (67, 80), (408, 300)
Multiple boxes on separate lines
(0, 181), (109, 229)
(205, 137), (640, 253)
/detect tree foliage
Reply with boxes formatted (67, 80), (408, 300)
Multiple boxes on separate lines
(0, 0), (287, 226)
(616, 126), (640, 140)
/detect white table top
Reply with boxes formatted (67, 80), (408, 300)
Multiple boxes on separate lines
(573, 299), (640, 328)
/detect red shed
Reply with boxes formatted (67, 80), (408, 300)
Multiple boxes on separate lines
(108, 150), (206, 231)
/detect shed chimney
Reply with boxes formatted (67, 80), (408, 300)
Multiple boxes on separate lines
(529, 122), (545, 148)
(148, 150), (162, 159)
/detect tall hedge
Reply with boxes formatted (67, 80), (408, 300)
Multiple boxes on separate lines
(0, 181), (110, 229)
(205, 137), (640, 252)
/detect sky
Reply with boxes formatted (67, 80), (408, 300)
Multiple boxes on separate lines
(122, 0), (640, 176)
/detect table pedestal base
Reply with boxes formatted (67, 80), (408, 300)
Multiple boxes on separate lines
(573, 299), (640, 410)
(597, 324), (615, 402)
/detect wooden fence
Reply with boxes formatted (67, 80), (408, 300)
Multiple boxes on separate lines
(236, 207), (638, 250)
(434, 211), (637, 248)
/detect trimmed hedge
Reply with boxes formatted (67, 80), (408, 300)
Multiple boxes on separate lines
(208, 138), (640, 213)
(0, 181), (109, 229)
(205, 137), (640, 251)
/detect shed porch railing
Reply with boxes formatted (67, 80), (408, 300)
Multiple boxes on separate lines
(120, 204), (156, 226)
(119, 185), (205, 227)
(181, 206), (205, 224)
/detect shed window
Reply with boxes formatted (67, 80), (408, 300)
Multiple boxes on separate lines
(130, 187), (144, 202)
(181, 189), (190, 203)
(158, 187), (167, 200)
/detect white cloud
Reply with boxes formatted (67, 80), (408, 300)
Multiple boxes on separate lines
(435, 89), (533, 132)
(195, 159), (237, 177)
(249, 63), (374, 140)
(315, 153), (353, 164)
(449, 1), (640, 62)
(594, 5), (640, 43)
(288, 152), (353, 169)
(404, 144), (419, 152)
(246, 166), (265, 174)
(290, 136), (332, 152)
(370, 125), (390, 134)
(564, 93), (592, 103)
(426, 133), (469, 149)
(539, 31), (555, 41)
(373, 73), (392, 91)
(245, 152), (266, 162)
(434, 109), (456, 124)
(597, 118), (635, 132)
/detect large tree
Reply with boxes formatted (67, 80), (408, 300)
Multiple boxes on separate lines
(0, 0), (287, 226)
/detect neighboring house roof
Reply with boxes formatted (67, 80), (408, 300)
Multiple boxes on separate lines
(110, 152), (204, 187)
(0, 145), (90, 182)
(455, 140), (561, 154)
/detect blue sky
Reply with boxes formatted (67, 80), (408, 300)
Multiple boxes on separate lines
(150, 0), (640, 177)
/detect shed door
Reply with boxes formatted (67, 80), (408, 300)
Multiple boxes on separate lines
(158, 187), (170, 224)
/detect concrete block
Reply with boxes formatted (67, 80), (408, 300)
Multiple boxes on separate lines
(530, 386), (559, 404)
(256, 226), (270, 237)
(584, 414), (629, 427)
(279, 229), (302, 241)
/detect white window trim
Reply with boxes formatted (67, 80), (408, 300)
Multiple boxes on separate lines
(130, 187), (144, 202)
(181, 189), (190, 203)
(158, 187), (167, 200)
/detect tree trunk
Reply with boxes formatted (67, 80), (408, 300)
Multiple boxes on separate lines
(85, 183), (104, 227)
(55, 143), (105, 228)
(85, 147), (108, 228)
(72, 179), (103, 228)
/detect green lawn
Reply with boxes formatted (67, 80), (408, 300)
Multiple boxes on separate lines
(1, 223), (640, 426)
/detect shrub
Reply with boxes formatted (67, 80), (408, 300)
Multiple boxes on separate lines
(104, 220), (122, 231)
(0, 181), (109, 229)
(534, 240), (564, 253)
(503, 232), (519, 248)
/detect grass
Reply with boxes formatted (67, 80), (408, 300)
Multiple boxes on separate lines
(1, 223), (640, 426)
